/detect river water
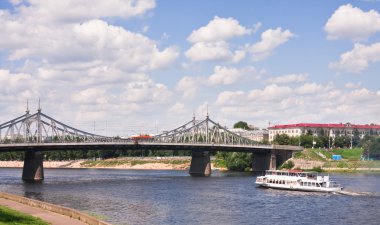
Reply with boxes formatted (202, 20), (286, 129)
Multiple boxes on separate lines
(0, 168), (379, 225)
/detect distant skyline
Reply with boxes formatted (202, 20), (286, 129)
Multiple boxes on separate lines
(0, 0), (379, 136)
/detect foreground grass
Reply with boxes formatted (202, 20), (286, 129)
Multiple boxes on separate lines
(0, 205), (50, 225)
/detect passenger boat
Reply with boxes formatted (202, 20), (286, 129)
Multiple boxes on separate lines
(255, 170), (342, 192)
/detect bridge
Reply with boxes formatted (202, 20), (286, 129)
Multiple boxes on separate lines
(0, 106), (303, 181)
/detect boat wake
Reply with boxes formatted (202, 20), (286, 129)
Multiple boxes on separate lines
(333, 190), (378, 197)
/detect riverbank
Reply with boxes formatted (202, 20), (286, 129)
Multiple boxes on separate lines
(289, 148), (380, 173)
(0, 204), (49, 225)
(0, 157), (196, 170)
(0, 192), (110, 225)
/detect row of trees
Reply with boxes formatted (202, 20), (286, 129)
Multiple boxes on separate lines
(0, 149), (193, 161)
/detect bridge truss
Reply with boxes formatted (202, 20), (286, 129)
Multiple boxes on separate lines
(153, 115), (258, 145)
(0, 108), (259, 146)
(0, 109), (110, 144)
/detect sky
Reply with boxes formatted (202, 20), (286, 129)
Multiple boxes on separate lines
(0, 0), (380, 137)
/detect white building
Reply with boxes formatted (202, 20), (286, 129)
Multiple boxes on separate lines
(229, 128), (269, 142)
(268, 123), (380, 142)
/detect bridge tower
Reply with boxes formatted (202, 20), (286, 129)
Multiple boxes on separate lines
(22, 151), (44, 182)
(22, 101), (44, 182)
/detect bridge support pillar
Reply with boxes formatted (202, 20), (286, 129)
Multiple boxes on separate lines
(269, 151), (277, 170)
(189, 151), (211, 177)
(252, 153), (270, 172)
(22, 151), (44, 182)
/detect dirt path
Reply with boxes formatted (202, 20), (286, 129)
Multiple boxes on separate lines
(0, 197), (87, 225)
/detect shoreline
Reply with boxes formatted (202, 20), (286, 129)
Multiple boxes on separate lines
(1, 159), (379, 173)
(0, 158), (200, 171)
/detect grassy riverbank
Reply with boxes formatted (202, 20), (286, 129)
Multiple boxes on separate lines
(0, 205), (50, 225)
(290, 148), (380, 172)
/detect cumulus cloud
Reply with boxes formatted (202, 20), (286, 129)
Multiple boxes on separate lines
(249, 27), (295, 61)
(215, 91), (246, 106)
(329, 42), (380, 73)
(185, 41), (233, 62)
(214, 83), (380, 127)
(0, 69), (36, 95)
(185, 16), (253, 63)
(17, 0), (156, 23)
(187, 16), (251, 43)
(0, 19), (178, 72)
(248, 84), (292, 101)
(345, 82), (362, 89)
(0, 1), (182, 135)
(168, 103), (187, 114)
(175, 76), (204, 100)
(295, 82), (333, 94)
(208, 65), (260, 85)
(325, 4), (380, 41)
(267, 73), (308, 84)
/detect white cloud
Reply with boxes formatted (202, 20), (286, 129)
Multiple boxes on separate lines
(267, 73), (308, 84)
(0, 18), (178, 72)
(122, 79), (171, 103)
(324, 4), (380, 41)
(345, 82), (362, 89)
(295, 82), (333, 95)
(214, 83), (380, 127)
(208, 65), (260, 85)
(208, 66), (241, 85)
(168, 103), (187, 114)
(187, 16), (251, 43)
(0, 69), (36, 95)
(71, 88), (108, 105)
(249, 27), (295, 61)
(185, 41), (234, 62)
(185, 16), (252, 63)
(248, 84), (292, 101)
(17, 0), (156, 23)
(175, 76), (204, 100)
(329, 42), (380, 73)
(215, 91), (246, 106)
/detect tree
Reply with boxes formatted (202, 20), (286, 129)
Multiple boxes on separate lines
(273, 134), (291, 145)
(363, 136), (380, 160)
(225, 152), (252, 171)
(352, 129), (360, 147)
(233, 121), (250, 130)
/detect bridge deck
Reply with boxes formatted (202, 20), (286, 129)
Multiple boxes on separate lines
(0, 142), (303, 153)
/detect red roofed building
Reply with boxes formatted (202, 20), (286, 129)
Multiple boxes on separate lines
(268, 122), (380, 142)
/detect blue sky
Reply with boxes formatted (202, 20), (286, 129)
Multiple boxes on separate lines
(0, 0), (379, 136)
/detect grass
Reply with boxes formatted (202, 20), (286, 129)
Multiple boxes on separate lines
(330, 148), (363, 160)
(0, 205), (50, 225)
(294, 148), (363, 161)
(292, 148), (380, 172)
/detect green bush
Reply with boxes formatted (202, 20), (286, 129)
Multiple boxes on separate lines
(280, 160), (294, 169)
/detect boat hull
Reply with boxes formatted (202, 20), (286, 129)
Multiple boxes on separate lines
(256, 183), (342, 193)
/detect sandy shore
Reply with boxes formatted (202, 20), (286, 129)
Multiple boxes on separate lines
(0, 158), (192, 170)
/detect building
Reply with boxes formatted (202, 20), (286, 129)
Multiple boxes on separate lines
(229, 128), (269, 142)
(268, 123), (380, 142)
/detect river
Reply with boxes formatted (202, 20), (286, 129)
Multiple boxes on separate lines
(0, 168), (379, 225)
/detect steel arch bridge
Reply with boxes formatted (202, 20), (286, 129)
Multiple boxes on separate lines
(0, 108), (303, 180)
(0, 110), (261, 147)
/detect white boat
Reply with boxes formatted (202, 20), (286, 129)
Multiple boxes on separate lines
(255, 170), (342, 192)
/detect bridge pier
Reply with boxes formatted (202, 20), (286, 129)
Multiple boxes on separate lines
(252, 150), (295, 172)
(252, 152), (270, 172)
(22, 151), (44, 182)
(189, 151), (211, 177)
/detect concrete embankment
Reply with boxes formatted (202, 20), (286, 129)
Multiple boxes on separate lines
(0, 192), (111, 225)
